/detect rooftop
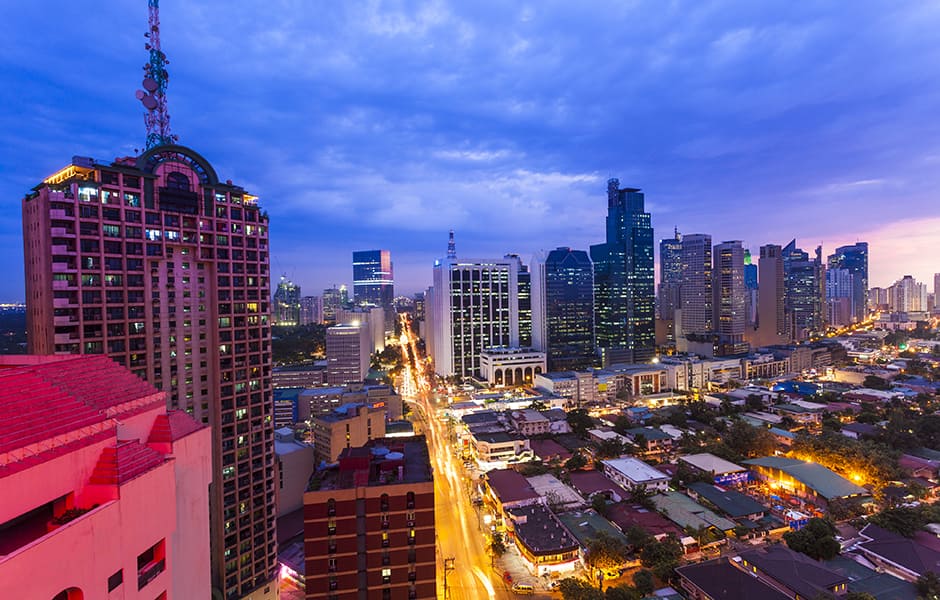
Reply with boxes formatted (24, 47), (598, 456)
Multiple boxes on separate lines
(555, 509), (629, 548)
(687, 482), (767, 518)
(486, 468), (540, 505)
(680, 453), (745, 475)
(858, 523), (940, 578)
(506, 503), (579, 555)
(743, 456), (868, 500)
(624, 427), (672, 441)
(606, 503), (682, 538)
(739, 545), (847, 600)
(652, 491), (737, 532)
(317, 438), (432, 490)
(676, 558), (791, 600)
(602, 457), (670, 484)
(567, 471), (622, 497)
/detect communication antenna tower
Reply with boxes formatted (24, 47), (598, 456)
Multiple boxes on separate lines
(136, 0), (178, 149)
(447, 229), (457, 259)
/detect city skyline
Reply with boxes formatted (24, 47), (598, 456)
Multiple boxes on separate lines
(3, 2), (940, 300)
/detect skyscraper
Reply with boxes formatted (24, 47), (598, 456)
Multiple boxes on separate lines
(322, 284), (348, 324)
(889, 275), (928, 313)
(22, 147), (279, 599)
(679, 233), (713, 338)
(590, 179), (655, 365)
(713, 240), (748, 355)
(273, 274), (301, 326)
(743, 249), (758, 328)
(531, 247), (595, 371)
(827, 242), (868, 323)
(326, 323), (371, 385)
(658, 227), (682, 321)
(427, 251), (520, 378)
(826, 268), (855, 327)
(353, 249), (394, 308)
(782, 240), (825, 340)
(756, 244), (787, 346)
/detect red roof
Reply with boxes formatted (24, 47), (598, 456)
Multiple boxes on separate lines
(90, 440), (166, 485)
(607, 503), (682, 538)
(529, 438), (572, 462)
(486, 469), (539, 505)
(26, 355), (161, 413)
(568, 470), (621, 497)
(148, 410), (206, 444)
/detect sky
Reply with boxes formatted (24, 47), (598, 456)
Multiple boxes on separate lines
(2, 1), (940, 301)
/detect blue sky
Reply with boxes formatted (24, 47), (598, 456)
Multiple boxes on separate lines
(2, 0), (939, 300)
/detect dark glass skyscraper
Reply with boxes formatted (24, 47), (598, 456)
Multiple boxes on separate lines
(783, 239), (825, 340)
(658, 227), (682, 322)
(590, 179), (655, 365)
(352, 249), (393, 307)
(532, 247), (595, 370)
(827, 242), (868, 323)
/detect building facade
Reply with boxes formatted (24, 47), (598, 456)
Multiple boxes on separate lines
(531, 247), (596, 371)
(590, 179), (655, 365)
(479, 347), (547, 386)
(326, 323), (371, 385)
(303, 439), (436, 600)
(782, 240), (825, 341)
(658, 227), (682, 323)
(756, 244), (787, 346)
(299, 295), (323, 325)
(273, 275), (301, 326)
(712, 240), (748, 356)
(679, 233), (713, 340)
(827, 242), (868, 324)
(353, 250), (394, 308)
(312, 404), (388, 464)
(22, 147), (278, 599)
(0, 355), (211, 600)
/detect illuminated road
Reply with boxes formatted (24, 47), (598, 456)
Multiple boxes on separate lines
(398, 315), (511, 600)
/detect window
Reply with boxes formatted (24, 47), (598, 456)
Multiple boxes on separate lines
(165, 172), (190, 191)
(108, 569), (123, 592)
(328, 558), (336, 572)
(381, 532), (389, 547)
(406, 491), (415, 509)
(327, 498), (336, 516)
(137, 539), (166, 590)
(382, 568), (391, 584)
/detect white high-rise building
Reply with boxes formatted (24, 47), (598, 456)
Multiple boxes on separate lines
(889, 275), (928, 313)
(427, 256), (520, 378)
(712, 240), (747, 355)
(680, 234), (713, 337)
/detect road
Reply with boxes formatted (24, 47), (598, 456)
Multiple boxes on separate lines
(398, 315), (512, 600)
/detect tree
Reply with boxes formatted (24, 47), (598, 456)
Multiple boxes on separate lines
(624, 525), (653, 553)
(558, 577), (605, 600)
(869, 506), (928, 537)
(596, 437), (626, 459)
(585, 532), (630, 586)
(724, 419), (776, 458)
(591, 494), (610, 516)
(916, 572), (940, 600)
(844, 593), (877, 600)
(632, 570), (655, 596)
(640, 536), (683, 581)
(605, 585), (641, 600)
(863, 375), (891, 391)
(490, 532), (507, 557)
(746, 394), (765, 410)
(528, 399), (548, 411)
(566, 452), (588, 471)
(783, 518), (840, 560)
(628, 485), (656, 510)
(568, 409), (595, 437)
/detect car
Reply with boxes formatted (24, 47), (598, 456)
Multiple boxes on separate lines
(511, 583), (534, 595)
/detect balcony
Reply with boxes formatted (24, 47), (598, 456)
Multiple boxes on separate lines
(51, 244), (70, 255)
(54, 333), (78, 344)
(52, 280), (74, 290)
(53, 297), (76, 308)
(53, 315), (77, 326)
(137, 558), (165, 589)
(50, 227), (74, 237)
(52, 262), (75, 273)
(49, 208), (68, 219)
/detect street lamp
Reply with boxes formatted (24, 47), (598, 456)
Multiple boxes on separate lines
(443, 557), (456, 599)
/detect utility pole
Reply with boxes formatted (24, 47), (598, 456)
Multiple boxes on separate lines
(443, 557), (456, 599)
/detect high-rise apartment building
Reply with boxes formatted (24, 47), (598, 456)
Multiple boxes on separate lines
(0, 355), (212, 600)
(335, 305), (386, 353)
(299, 295), (323, 325)
(323, 285), (349, 325)
(713, 241), (748, 356)
(658, 228), (682, 321)
(744, 249), (758, 328)
(756, 244), (787, 346)
(679, 234), (713, 338)
(889, 275), (928, 313)
(590, 179), (655, 365)
(506, 254), (533, 347)
(782, 240), (825, 340)
(22, 147), (278, 599)
(326, 323), (371, 385)
(353, 250), (394, 308)
(825, 268), (855, 327)
(531, 247), (595, 371)
(273, 274), (301, 326)
(427, 254), (519, 378)
(827, 242), (868, 323)
(303, 438), (435, 599)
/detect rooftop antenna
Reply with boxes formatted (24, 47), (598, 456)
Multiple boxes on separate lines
(136, 0), (178, 149)
(447, 229), (457, 259)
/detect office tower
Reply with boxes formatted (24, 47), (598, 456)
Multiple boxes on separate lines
(303, 438), (435, 599)
(827, 242), (868, 323)
(427, 251), (519, 378)
(744, 249), (758, 328)
(934, 273), (940, 306)
(508, 255), (533, 348)
(273, 274), (301, 326)
(782, 240), (825, 340)
(590, 179), (655, 365)
(22, 149), (278, 599)
(322, 285), (348, 324)
(353, 249), (394, 308)
(756, 244), (787, 346)
(826, 268), (855, 327)
(335, 305), (386, 353)
(326, 323), (371, 385)
(658, 227), (682, 321)
(679, 234), (713, 337)
(0, 355), (212, 599)
(889, 275), (928, 313)
(299, 295), (323, 325)
(531, 247), (595, 371)
(713, 241), (748, 355)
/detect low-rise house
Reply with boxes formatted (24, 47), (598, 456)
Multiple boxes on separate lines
(555, 509), (634, 569)
(526, 473), (584, 509)
(841, 422), (880, 440)
(738, 545), (849, 599)
(652, 491), (737, 536)
(529, 438), (572, 465)
(686, 482), (766, 522)
(510, 408), (551, 436)
(602, 458), (670, 493)
(622, 427), (674, 456)
(588, 428), (630, 447)
(773, 403), (823, 426)
(676, 557), (792, 600)
(606, 503), (683, 542)
(471, 431), (532, 470)
(679, 453), (748, 486)
(568, 471), (625, 503)
(483, 468), (541, 514)
(505, 503), (580, 576)
(856, 523), (940, 582)
(768, 427), (796, 447)
(899, 454), (939, 480)
(541, 408), (572, 433)
(743, 456), (869, 508)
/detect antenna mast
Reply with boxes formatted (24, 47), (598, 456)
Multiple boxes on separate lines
(136, 0), (178, 149)
(447, 230), (457, 259)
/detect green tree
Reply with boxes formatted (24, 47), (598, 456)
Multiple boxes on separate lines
(566, 452), (588, 471)
(591, 494), (610, 516)
(844, 593), (877, 600)
(724, 419), (776, 458)
(490, 532), (507, 557)
(916, 572), (940, 600)
(863, 375), (891, 390)
(558, 577), (605, 600)
(783, 518), (840, 560)
(585, 532), (630, 587)
(632, 569), (655, 596)
(624, 525), (653, 553)
(869, 506), (928, 537)
(640, 536), (683, 581)
(604, 585), (641, 600)
(568, 409), (595, 437)
(596, 437), (626, 459)
(528, 399), (548, 411)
